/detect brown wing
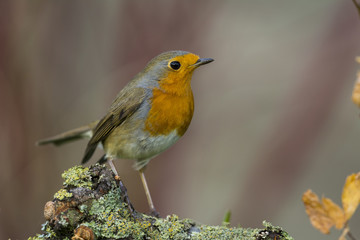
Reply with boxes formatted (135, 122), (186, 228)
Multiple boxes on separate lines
(82, 87), (146, 164)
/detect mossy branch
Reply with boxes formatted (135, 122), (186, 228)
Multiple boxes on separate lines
(28, 164), (293, 240)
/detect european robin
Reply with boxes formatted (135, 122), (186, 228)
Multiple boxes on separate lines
(37, 50), (214, 215)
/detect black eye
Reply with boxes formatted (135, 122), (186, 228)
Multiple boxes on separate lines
(169, 61), (181, 70)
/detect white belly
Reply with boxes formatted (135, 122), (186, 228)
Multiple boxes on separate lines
(104, 128), (181, 170)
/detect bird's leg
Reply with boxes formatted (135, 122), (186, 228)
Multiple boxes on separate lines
(107, 158), (136, 217)
(107, 158), (119, 176)
(139, 168), (160, 217)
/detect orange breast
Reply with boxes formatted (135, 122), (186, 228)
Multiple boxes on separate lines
(145, 83), (194, 137)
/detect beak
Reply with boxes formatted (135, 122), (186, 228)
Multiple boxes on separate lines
(192, 58), (214, 68)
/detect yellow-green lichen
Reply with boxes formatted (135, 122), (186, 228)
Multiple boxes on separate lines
(149, 215), (194, 240)
(28, 236), (42, 240)
(29, 164), (294, 240)
(88, 188), (131, 218)
(61, 165), (92, 189)
(257, 221), (293, 240)
(188, 221), (294, 240)
(85, 188), (136, 239)
(84, 187), (194, 240)
(190, 225), (255, 240)
(53, 188), (73, 200)
(78, 204), (88, 213)
(28, 222), (57, 240)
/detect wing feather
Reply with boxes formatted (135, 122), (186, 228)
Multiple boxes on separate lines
(82, 87), (147, 163)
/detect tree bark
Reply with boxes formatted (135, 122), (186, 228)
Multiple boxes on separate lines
(28, 164), (293, 240)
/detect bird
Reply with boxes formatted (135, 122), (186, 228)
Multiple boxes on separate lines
(37, 50), (214, 216)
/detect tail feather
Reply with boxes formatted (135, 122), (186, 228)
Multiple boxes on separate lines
(36, 121), (98, 146)
(82, 144), (98, 164)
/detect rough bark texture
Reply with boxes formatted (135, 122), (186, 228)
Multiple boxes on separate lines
(28, 164), (293, 240)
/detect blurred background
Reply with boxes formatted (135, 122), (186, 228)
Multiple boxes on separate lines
(1, 0), (360, 239)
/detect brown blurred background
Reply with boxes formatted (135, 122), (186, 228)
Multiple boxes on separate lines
(1, 0), (360, 239)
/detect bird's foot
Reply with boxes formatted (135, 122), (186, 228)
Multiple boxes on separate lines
(149, 208), (160, 218)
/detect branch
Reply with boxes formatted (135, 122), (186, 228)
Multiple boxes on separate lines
(28, 164), (293, 240)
